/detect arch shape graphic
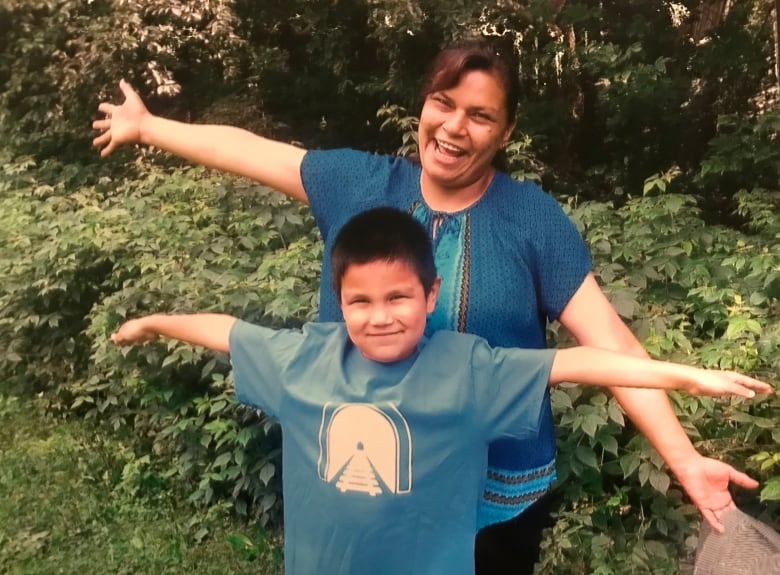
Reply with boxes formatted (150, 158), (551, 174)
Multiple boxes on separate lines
(317, 403), (412, 494)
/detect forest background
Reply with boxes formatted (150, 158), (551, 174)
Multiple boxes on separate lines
(0, 1), (778, 573)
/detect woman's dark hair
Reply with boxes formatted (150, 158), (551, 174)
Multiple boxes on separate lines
(331, 208), (437, 297)
(418, 37), (520, 171)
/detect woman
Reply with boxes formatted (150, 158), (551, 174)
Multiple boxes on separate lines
(93, 38), (758, 574)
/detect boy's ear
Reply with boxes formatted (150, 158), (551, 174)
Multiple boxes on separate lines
(426, 277), (441, 313)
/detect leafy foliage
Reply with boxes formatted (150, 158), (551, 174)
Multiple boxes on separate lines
(0, 157), (319, 525)
(0, 393), (282, 573)
(1, 1), (778, 572)
(537, 188), (780, 573)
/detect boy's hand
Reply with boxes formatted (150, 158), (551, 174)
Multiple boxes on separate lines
(111, 318), (158, 346)
(92, 79), (148, 156)
(687, 369), (772, 398)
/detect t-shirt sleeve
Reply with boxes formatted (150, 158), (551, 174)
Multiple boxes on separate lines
(526, 185), (592, 321)
(228, 319), (306, 417)
(470, 338), (556, 440)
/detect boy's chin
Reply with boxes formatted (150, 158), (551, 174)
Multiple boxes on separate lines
(362, 347), (415, 364)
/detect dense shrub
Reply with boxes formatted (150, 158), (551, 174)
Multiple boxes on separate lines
(1, 0), (778, 571)
(1, 149), (777, 570)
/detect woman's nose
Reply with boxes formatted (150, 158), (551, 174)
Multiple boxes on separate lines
(442, 110), (467, 135)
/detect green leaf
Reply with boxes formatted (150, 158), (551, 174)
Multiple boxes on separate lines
(236, 428), (253, 447)
(213, 452), (232, 469)
(620, 452), (640, 477)
(649, 469), (670, 494)
(599, 434), (619, 455)
(574, 446), (599, 469)
(759, 477), (780, 501)
(581, 415), (599, 438)
(607, 402), (625, 426)
(638, 461), (652, 486)
(258, 462), (276, 486)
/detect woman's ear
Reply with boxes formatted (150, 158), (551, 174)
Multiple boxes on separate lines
(502, 120), (517, 147)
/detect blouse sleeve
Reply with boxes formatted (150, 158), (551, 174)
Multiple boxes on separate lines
(300, 148), (417, 240)
(525, 183), (592, 321)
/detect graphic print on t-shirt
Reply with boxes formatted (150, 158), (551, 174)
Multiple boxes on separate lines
(317, 403), (412, 495)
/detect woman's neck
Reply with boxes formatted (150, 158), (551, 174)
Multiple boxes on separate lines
(419, 169), (495, 213)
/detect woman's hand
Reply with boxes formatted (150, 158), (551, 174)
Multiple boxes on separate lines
(674, 456), (758, 533)
(92, 80), (149, 156)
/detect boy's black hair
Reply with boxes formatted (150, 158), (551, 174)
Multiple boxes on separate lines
(331, 208), (437, 297)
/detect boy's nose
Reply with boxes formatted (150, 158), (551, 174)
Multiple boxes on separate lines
(369, 306), (393, 325)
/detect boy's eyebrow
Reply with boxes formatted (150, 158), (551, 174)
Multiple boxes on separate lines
(341, 290), (368, 301)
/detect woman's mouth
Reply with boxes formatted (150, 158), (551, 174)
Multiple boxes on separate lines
(434, 139), (466, 158)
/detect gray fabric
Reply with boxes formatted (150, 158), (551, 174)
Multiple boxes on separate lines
(694, 508), (780, 574)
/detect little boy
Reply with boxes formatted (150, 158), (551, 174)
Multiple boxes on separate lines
(112, 208), (770, 575)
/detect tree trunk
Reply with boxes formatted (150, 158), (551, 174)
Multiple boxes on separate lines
(775, 0), (780, 91)
(691, 0), (733, 42)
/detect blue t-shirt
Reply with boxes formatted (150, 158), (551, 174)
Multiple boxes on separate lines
(300, 149), (592, 526)
(229, 320), (554, 575)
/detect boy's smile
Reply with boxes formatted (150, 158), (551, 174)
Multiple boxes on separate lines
(339, 260), (440, 363)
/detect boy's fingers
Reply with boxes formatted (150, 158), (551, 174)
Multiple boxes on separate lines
(744, 376), (772, 394)
(724, 384), (753, 398)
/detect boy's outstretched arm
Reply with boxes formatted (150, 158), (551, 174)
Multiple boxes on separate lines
(550, 347), (772, 398)
(111, 313), (237, 353)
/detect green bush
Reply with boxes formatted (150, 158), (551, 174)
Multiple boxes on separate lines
(0, 157), (320, 524)
(537, 188), (779, 573)
(1, 147), (776, 572)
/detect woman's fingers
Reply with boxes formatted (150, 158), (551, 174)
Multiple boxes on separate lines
(119, 78), (136, 99)
(92, 129), (109, 147)
(97, 102), (115, 117)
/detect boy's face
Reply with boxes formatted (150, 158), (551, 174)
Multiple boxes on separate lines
(339, 259), (439, 363)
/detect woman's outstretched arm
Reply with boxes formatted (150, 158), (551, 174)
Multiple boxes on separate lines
(557, 272), (770, 532)
(92, 80), (308, 203)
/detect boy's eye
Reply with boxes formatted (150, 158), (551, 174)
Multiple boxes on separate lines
(472, 112), (493, 123)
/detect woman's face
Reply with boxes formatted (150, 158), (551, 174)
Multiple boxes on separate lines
(418, 69), (514, 192)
